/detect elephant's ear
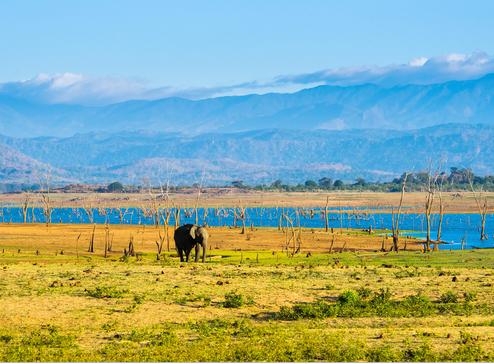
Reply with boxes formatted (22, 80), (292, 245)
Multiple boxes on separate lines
(189, 225), (198, 240)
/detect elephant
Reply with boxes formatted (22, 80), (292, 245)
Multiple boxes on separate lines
(173, 224), (208, 262)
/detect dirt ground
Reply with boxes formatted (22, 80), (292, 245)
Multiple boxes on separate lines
(1, 190), (493, 213)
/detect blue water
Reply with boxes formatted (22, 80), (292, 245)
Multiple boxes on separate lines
(1, 206), (492, 250)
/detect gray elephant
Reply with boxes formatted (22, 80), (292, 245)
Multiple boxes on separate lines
(173, 224), (208, 262)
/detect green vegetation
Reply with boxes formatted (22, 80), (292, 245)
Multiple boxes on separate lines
(244, 167), (494, 192)
(1, 248), (494, 361)
(277, 288), (490, 320)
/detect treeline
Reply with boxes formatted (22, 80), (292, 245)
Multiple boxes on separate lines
(232, 168), (494, 192)
(3, 167), (494, 194)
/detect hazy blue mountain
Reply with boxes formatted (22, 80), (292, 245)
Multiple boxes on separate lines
(0, 124), (492, 185)
(1, 74), (494, 137)
(0, 141), (68, 184)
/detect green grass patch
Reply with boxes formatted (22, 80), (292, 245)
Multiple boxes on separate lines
(277, 288), (491, 320)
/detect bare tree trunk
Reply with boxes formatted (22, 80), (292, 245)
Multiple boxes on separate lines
(88, 224), (96, 253)
(324, 196), (329, 232)
(22, 193), (31, 223)
(434, 187), (445, 251)
(468, 178), (488, 240)
(391, 173), (409, 252)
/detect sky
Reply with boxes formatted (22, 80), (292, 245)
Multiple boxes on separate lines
(1, 0), (494, 103)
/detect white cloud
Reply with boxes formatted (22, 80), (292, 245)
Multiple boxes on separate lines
(274, 52), (494, 88)
(409, 57), (428, 67)
(1, 52), (494, 105)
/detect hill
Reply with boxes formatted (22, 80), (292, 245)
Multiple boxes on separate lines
(0, 124), (492, 185)
(1, 74), (494, 137)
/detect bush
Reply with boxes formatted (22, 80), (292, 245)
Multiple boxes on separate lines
(107, 182), (124, 192)
(337, 290), (361, 305)
(276, 289), (492, 320)
(452, 332), (485, 361)
(463, 292), (477, 303)
(86, 286), (128, 299)
(356, 287), (372, 299)
(439, 291), (458, 303)
(223, 292), (244, 308)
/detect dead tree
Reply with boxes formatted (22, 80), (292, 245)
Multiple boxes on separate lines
(22, 192), (31, 223)
(75, 233), (81, 259)
(87, 224), (96, 253)
(235, 202), (247, 234)
(329, 234), (335, 253)
(174, 205), (181, 229)
(83, 198), (95, 224)
(104, 223), (113, 257)
(40, 173), (52, 226)
(194, 171), (206, 225)
(391, 173), (409, 251)
(324, 196), (329, 232)
(282, 213), (296, 256)
(159, 207), (172, 252)
(469, 178), (489, 241)
(155, 230), (166, 260)
(295, 209), (303, 254)
(126, 235), (135, 256)
(434, 176), (446, 251)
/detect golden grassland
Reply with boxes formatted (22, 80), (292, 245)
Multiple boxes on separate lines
(0, 223), (421, 255)
(1, 190), (494, 213)
(1, 223), (494, 361)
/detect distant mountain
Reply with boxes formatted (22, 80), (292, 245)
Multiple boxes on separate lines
(1, 74), (494, 137)
(0, 142), (67, 184)
(0, 124), (492, 185)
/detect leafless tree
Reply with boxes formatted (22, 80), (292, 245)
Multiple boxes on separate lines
(434, 174), (446, 251)
(234, 201), (247, 234)
(282, 213), (296, 256)
(194, 170), (206, 225)
(324, 196), (330, 232)
(391, 172), (409, 252)
(40, 172), (52, 226)
(83, 197), (95, 224)
(22, 192), (31, 223)
(468, 177), (489, 240)
(87, 224), (96, 253)
(423, 169), (440, 252)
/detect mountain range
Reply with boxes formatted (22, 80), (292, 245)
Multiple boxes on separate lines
(1, 74), (494, 138)
(0, 124), (492, 187)
(1, 74), (494, 187)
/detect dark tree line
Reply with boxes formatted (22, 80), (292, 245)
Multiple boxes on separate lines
(245, 168), (494, 192)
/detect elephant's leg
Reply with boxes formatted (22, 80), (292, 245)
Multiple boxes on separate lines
(194, 244), (200, 262)
(185, 248), (192, 262)
(178, 248), (184, 262)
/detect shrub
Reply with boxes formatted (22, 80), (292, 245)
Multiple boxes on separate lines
(223, 292), (244, 308)
(402, 342), (437, 362)
(356, 287), (372, 299)
(452, 332), (485, 361)
(337, 290), (361, 305)
(276, 289), (491, 320)
(463, 292), (477, 303)
(439, 291), (458, 304)
(107, 182), (124, 192)
(86, 286), (128, 299)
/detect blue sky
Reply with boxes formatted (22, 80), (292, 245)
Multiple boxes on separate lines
(1, 0), (494, 103)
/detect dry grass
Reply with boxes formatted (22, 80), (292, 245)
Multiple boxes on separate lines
(1, 223), (493, 361)
(1, 190), (493, 213)
(0, 223), (420, 256)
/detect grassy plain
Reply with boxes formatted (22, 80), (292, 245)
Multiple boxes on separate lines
(1, 222), (494, 361)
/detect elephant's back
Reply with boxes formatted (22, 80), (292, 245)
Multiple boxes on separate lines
(174, 224), (193, 238)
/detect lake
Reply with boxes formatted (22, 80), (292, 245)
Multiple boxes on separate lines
(0, 206), (492, 250)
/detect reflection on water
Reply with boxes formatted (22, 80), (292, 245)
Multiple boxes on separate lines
(0, 206), (492, 250)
